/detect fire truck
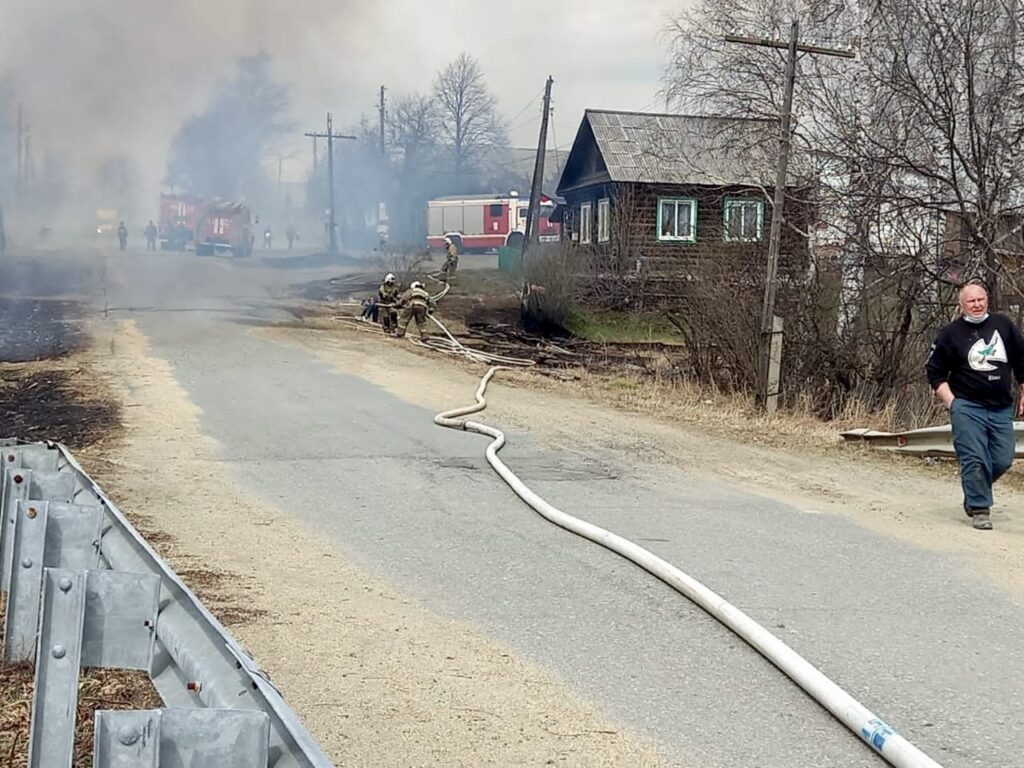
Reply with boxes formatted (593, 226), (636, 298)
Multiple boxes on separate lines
(426, 193), (560, 252)
(194, 201), (254, 258)
(159, 194), (254, 258)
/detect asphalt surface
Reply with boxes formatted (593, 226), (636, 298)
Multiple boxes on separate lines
(56, 248), (1024, 766)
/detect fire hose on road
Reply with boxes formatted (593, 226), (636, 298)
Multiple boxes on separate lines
(427, 359), (943, 767)
(337, 278), (945, 766)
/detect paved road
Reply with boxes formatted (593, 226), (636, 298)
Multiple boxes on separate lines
(87, 249), (1024, 766)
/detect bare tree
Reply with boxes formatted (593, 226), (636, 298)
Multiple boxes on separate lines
(658, 0), (1024, 417)
(388, 93), (438, 174)
(433, 53), (508, 178)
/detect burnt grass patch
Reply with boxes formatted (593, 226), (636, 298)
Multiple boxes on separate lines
(0, 369), (119, 450)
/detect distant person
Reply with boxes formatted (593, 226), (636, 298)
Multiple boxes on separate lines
(286, 224), (298, 250)
(144, 220), (158, 251)
(263, 226), (272, 250)
(117, 221), (128, 251)
(926, 282), (1024, 530)
(442, 236), (459, 281)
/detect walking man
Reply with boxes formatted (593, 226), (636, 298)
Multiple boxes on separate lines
(145, 220), (158, 251)
(116, 221), (128, 251)
(926, 282), (1024, 530)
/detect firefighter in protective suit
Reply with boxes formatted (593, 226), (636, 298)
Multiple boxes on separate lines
(442, 237), (459, 281)
(377, 273), (400, 334)
(395, 281), (435, 339)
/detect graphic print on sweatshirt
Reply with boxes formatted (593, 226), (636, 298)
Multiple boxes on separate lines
(968, 330), (1008, 371)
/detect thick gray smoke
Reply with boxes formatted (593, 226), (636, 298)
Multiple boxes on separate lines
(0, 0), (372, 221)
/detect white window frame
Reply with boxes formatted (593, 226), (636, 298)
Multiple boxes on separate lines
(597, 198), (610, 243)
(580, 202), (593, 245)
(723, 197), (765, 242)
(656, 197), (697, 242)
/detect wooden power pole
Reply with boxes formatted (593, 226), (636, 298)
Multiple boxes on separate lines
(725, 23), (854, 414)
(305, 113), (356, 254)
(378, 85), (387, 159)
(523, 76), (554, 260)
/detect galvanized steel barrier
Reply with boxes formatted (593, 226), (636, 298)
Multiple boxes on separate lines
(840, 421), (1024, 457)
(0, 439), (334, 768)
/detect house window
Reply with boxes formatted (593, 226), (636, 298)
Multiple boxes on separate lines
(597, 198), (610, 243)
(723, 197), (764, 242)
(657, 198), (697, 242)
(580, 202), (593, 244)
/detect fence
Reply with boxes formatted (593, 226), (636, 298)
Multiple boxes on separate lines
(0, 439), (334, 767)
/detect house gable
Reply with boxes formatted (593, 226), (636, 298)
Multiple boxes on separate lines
(556, 116), (610, 195)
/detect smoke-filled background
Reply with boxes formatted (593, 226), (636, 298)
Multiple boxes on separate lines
(0, 0), (684, 246)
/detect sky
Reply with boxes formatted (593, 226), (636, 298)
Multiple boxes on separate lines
(0, 0), (690, 196)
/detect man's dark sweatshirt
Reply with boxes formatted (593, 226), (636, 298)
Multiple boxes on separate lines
(926, 313), (1024, 408)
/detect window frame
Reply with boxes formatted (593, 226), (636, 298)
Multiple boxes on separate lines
(722, 197), (765, 242)
(597, 198), (611, 243)
(656, 197), (698, 243)
(580, 202), (593, 245)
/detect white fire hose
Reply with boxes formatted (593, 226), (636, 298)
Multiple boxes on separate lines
(433, 365), (944, 768)
(340, 278), (942, 765)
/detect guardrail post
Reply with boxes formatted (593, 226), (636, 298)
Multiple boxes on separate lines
(3, 502), (104, 662)
(0, 467), (31, 589)
(4, 500), (49, 661)
(28, 568), (161, 767)
(94, 709), (271, 767)
(2, 469), (78, 592)
(29, 568), (87, 768)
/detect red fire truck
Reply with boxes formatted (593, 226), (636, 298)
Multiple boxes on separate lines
(194, 201), (254, 258)
(158, 194), (203, 251)
(426, 193), (560, 252)
(159, 194), (254, 258)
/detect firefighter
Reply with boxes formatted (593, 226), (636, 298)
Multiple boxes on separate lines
(395, 281), (435, 340)
(286, 223), (298, 250)
(116, 221), (128, 250)
(263, 227), (272, 249)
(442, 236), (459, 281)
(377, 272), (400, 334)
(144, 220), (158, 251)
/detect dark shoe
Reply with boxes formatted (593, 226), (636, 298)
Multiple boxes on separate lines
(964, 500), (976, 517)
(972, 511), (993, 530)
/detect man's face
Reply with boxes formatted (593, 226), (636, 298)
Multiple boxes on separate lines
(960, 285), (989, 318)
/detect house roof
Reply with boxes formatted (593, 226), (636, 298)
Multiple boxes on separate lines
(558, 109), (794, 193)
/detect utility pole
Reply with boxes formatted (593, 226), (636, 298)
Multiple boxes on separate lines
(312, 136), (318, 175)
(522, 76), (554, 260)
(378, 85), (387, 159)
(15, 104), (23, 200)
(725, 23), (854, 414)
(305, 113), (356, 254)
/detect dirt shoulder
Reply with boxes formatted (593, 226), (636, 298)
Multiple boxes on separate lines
(261, 319), (1024, 603)
(79, 320), (676, 767)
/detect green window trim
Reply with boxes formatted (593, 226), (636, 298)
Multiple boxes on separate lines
(722, 197), (765, 242)
(656, 197), (698, 243)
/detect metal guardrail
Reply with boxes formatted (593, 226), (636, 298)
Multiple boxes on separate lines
(840, 422), (1024, 457)
(0, 440), (334, 767)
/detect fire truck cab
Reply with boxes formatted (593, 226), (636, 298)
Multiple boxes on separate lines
(427, 193), (560, 253)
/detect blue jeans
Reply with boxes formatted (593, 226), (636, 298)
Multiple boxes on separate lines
(950, 398), (1015, 510)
